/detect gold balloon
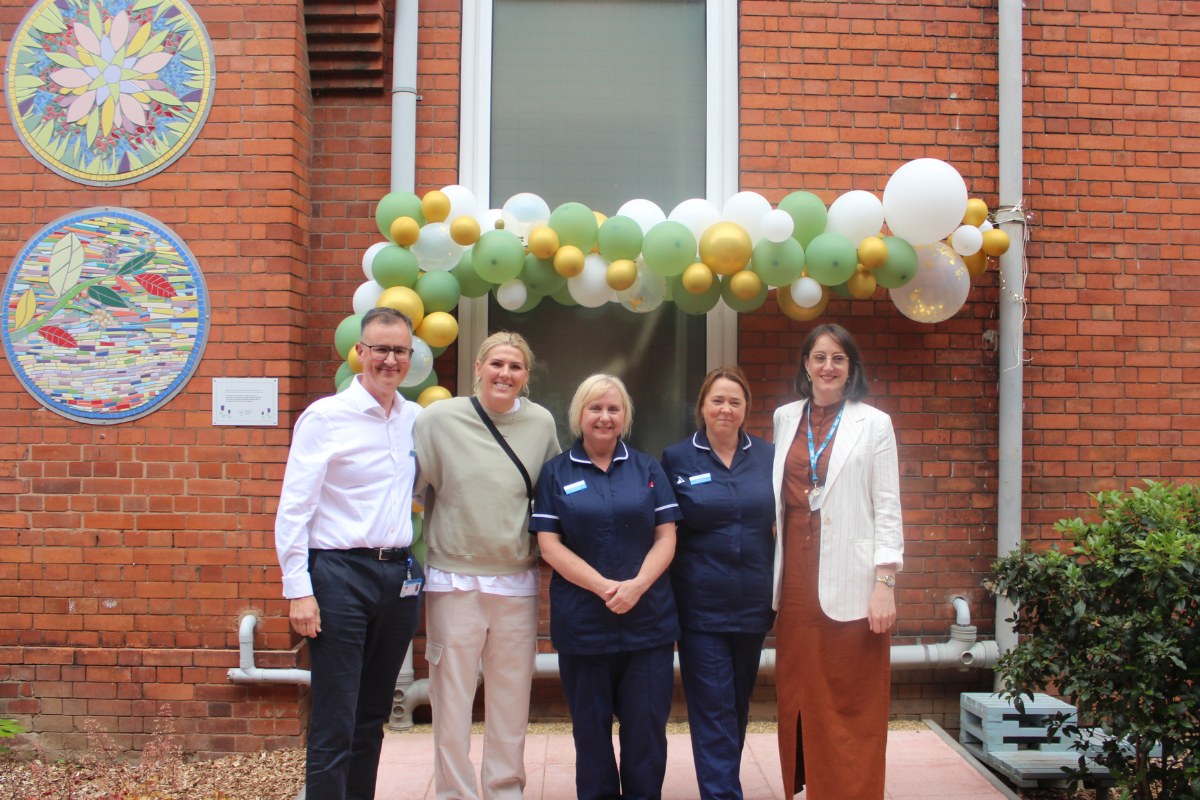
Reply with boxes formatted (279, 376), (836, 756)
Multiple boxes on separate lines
(377, 285), (424, 329)
(729, 269), (763, 300)
(418, 385), (453, 408)
(606, 259), (638, 291)
(981, 229), (1011, 257)
(591, 212), (607, 253)
(417, 311), (459, 348)
(554, 245), (585, 278)
(776, 284), (830, 322)
(964, 250), (988, 278)
(963, 198), (989, 228)
(450, 215), (481, 246)
(681, 262), (714, 294)
(846, 266), (877, 300)
(857, 236), (889, 270)
(421, 190), (451, 223)
(699, 222), (753, 276)
(390, 216), (420, 247)
(412, 498), (425, 513)
(528, 226), (561, 259)
(347, 348), (363, 374)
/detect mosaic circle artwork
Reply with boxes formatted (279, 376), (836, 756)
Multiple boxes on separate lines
(4, 0), (215, 186)
(2, 208), (210, 424)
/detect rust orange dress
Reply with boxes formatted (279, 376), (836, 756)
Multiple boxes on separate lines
(775, 400), (890, 799)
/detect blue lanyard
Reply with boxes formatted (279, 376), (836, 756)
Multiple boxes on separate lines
(806, 404), (843, 487)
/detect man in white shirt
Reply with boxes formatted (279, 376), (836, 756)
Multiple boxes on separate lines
(275, 306), (424, 800)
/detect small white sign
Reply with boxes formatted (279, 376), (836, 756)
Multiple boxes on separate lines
(213, 378), (278, 426)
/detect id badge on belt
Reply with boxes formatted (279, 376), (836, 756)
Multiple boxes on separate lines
(400, 557), (423, 598)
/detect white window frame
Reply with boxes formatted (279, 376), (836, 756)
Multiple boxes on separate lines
(455, 0), (739, 392)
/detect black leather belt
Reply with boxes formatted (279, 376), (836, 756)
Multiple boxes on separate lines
(317, 547), (411, 562)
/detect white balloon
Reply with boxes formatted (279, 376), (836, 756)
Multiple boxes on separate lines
(400, 336), (434, 387)
(951, 225), (983, 257)
(568, 254), (616, 307)
(353, 281), (385, 314)
(882, 158), (968, 247)
(668, 198), (721, 245)
(501, 193), (551, 239)
(889, 242), (971, 324)
(496, 279), (529, 311)
(617, 259), (667, 314)
(362, 241), (390, 281)
(761, 209), (796, 243)
(790, 276), (824, 309)
(477, 207), (503, 233)
(978, 219), (993, 232)
(617, 199), (666, 235)
(826, 190), (885, 246)
(721, 191), (773, 245)
(410, 222), (464, 272)
(440, 185), (478, 224)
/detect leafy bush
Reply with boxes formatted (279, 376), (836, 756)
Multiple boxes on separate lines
(0, 718), (25, 755)
(991, 481), (1200, 800)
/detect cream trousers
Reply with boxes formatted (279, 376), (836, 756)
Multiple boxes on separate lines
(425, 590), (538, 800)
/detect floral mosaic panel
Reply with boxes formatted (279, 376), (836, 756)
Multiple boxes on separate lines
(2, 208), (210, 424)
(5, 0), (215, 186)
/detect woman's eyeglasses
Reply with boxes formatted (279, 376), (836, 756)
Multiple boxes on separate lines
(807, 354), (848, 367)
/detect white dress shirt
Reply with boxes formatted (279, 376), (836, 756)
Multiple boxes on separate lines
(275, 376), (422, 599)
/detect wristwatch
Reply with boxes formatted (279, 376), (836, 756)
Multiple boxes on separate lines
(875, 574), (896, 588)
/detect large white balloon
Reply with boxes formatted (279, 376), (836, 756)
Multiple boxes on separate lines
(568, 254), (616, 307)
(889, 242), (971, 324)
(668, 198), (721, 245)
(477, 207), (503, 233)
(790, 276), (824, 309)
(617, 259), (667, 314)
(501, 193), (551, 239)
(410, 222), (464, 272)
(950, 225), (984, 257)
(496, 279), (529, 311)
(826, 190), (885, 246)
(353, 280), (385, 314)
(721, 191), (773, 245)
(400, 336), (434, 387)
(882, 158), (968, 247)
(362, 241), (390, 281)
(440, 185), (479, 224)
(761, 209), (796, 243)
(617, 199), (667, 235)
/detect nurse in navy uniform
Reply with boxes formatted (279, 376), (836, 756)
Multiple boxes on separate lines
(530, 373), (682, 800)
(660, 366), (775, 800)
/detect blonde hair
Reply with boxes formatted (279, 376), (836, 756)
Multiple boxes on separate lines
(472, 331), (535, 396)
(568, 374), (633, 440)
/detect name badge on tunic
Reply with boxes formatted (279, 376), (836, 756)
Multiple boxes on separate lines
(565, 480), (587, 495)
(689, 473), (712, 485)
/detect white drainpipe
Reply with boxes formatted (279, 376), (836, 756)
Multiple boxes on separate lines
(227, 614), (311, 685)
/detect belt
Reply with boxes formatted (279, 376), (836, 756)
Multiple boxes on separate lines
(316, 547), (411, 562)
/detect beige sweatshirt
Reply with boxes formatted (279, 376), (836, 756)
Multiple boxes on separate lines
(413, 396), (561, 575)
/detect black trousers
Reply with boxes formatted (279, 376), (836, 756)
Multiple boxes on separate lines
(306, 550), (423, 800)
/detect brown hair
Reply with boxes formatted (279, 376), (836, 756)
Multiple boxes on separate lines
(695, 366), (752, 436)
(793, 323), (869, 401)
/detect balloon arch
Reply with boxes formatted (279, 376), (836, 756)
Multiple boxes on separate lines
(331, 158), (1012, 405)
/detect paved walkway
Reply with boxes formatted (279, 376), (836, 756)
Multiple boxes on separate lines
(374, 728), (1011, 800)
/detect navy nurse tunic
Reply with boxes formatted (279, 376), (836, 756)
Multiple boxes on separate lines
(530, 440), (683, 655)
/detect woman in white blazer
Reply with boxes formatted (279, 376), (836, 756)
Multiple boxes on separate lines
(771, 323), (903, 800)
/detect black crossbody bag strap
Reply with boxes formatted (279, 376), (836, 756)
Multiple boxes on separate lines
(470, 396), (534, 509)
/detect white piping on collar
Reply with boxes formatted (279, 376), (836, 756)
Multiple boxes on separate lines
(692, 432), (752, 451)
(569, 441), (630, 465)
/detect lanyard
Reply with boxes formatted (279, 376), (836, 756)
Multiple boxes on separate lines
(806, 404), (843, 487)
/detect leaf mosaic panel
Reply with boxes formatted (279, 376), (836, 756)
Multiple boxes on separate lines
(5, 0), (215, 186)
(2, 208), (210, 424)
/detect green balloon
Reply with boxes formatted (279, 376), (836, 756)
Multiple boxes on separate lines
(430, 344), (448, 358)
(334, 361), (353, 391)
(411, 512), (426, 568)
(597, 215), (644, 262)
(830, 281), (853, 298)
(334, 314), (363, 359)
(473, 229), (526, 284)
(719, 274), (769, 313)
(372, 245), (420, 289)
(521, 253), (567, 296)
(337, 375), (355, 393)
(451, 250), (495, 298)
(873, 236), (919, 289)
(399, 370), (438, 401)
(641, 221), (697, 277)
(549, 202), (598, 253)
(415, 270), (461, 313)
(376, 191), (425, 240)
(804, 232), (858, 286)
(750, 238), (805, 287)
(551, 284), (578, 306)
(778, 191), (828, 248)
(669, 274), (721, 315)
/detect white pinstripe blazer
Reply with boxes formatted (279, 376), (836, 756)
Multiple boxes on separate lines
(771, 399), (904, 621)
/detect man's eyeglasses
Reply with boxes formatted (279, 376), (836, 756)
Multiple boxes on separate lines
(808, 354), (848, 367)
(360, 343), (414, 363)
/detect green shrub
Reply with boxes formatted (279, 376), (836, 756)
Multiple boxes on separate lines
(991, 480), (1200, 800)
(0, 718), (25, 754)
